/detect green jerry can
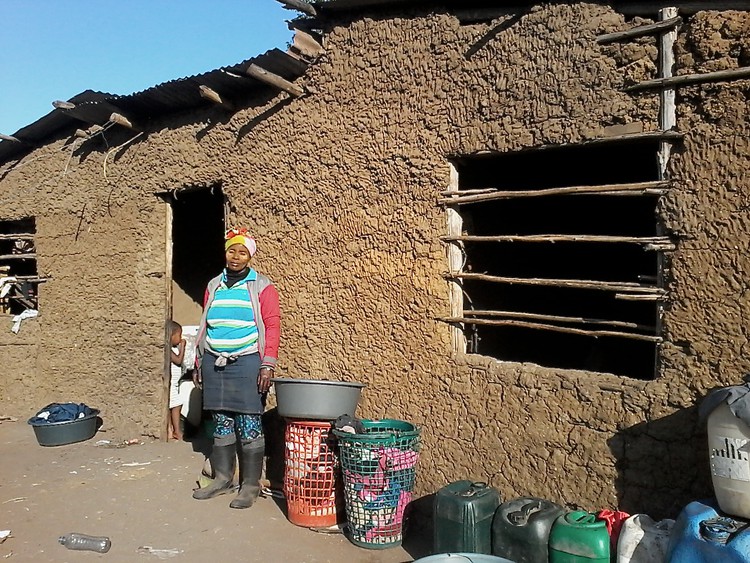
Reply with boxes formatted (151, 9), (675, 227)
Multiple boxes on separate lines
(433, 481), (502, 554)
(492, 497), (566, 563)
(548, 511), (610, 563)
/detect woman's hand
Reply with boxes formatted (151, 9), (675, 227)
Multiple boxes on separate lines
(193, 367), (202, 389)
(258, 367), (273, 393)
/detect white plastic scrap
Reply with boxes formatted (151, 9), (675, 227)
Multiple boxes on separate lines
(0, 277), (17, 298)
(136, 546), (182, 559)
(11, 309), (38, 334)
(0, 530), (10, 544)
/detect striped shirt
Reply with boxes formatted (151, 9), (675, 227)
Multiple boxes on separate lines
(205, 269), (259, 356)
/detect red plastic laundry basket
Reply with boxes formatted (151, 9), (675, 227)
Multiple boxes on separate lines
(283, 420), (341, 528)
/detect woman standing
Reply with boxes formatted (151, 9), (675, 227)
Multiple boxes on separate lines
(192, 228), (280, 509)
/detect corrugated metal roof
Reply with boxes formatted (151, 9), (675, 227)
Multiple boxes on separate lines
(312, 0), (747, 15)
(0, 48), (309, 165)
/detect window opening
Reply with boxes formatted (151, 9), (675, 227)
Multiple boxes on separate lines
(0, 217), (40, 315)
(444, 140), (670, 379)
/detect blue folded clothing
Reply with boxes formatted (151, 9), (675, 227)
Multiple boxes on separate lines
(29, 402), (94, 424)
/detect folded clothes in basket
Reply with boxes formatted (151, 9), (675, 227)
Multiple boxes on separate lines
(29, 403), (95, 424)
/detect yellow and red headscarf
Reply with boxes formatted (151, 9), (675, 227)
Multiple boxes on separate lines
(224, 227), (257, 257)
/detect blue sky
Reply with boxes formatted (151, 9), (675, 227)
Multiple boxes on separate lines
(0, 1), (296, 135)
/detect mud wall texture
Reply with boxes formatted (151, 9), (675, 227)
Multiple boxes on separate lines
(0, 3), (747, 517)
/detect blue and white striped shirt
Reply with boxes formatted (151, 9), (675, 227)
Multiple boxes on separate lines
(205, 269), (259, 356)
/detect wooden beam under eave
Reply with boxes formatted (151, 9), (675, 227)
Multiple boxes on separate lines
(199, 85), (234, 110)
(276, 0), (317, 17)
(52, 100), (76, 110)
(109, 112), (138, 130)
(290, 28), (325, 59)
(245, 64), (305, 97)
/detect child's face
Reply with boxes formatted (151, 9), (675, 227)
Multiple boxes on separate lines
(170, 329), (182, 346)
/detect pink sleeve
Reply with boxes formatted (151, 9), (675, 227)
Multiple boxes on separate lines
(259, 284), (280, 366)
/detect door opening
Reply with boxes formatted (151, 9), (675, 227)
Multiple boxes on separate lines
(170, 186), (226, 326)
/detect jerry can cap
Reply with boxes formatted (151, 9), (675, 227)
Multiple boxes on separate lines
(564, 510), (600, 526)
(459, 482), (489, 497)
(700, 517), (742, 543)
(508, 500), (543, 525)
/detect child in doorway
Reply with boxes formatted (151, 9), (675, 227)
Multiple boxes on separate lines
(169, 320), (187, 440)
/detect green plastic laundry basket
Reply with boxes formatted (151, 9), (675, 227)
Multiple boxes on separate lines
(334, 419), (421, 549)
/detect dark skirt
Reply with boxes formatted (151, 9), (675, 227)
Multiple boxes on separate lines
(201, 352), (263, 414)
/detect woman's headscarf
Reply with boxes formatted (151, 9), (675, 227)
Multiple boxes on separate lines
(224, 227), (257, 257)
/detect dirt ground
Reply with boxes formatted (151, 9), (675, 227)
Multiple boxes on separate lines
(0, 420), (431, 562)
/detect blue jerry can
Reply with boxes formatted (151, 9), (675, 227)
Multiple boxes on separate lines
(666, 499), (750, 563)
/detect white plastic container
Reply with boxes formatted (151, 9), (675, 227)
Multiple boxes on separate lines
(616, 514), (673, 563)
(707, 403), (750, 519)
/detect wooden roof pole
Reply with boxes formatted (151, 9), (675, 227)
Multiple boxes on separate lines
(109, 112), (137, 130)
(276, 0), (317, 17)
(52, 100), (76, 110)
(198, 85), (234, 110)
(245, 64), (305, 97)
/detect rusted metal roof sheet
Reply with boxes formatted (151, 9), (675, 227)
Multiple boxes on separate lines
(0, 48), (308, 165)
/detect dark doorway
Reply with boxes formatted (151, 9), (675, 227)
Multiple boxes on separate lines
(170, 187), (225, 323)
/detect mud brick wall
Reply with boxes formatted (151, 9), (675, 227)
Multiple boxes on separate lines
(0, 4), (747, 517)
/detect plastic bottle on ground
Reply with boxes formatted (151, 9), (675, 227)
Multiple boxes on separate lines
(58, 533), (111, 553)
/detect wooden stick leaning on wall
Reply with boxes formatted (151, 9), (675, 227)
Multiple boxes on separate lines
(438, 180), (670, 205)
(439, 317), (663, 342)
(596, 16), (682, 44)
(450, 272), (667, 294)
(626, 65), (750, 92)
(462, 309), (657, 332)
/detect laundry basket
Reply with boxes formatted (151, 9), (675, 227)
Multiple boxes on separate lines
(333, 419), (421, 549)
(284, 420), (341, 527)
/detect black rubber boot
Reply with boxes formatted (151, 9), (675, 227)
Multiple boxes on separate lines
(230, 437), (264, 509)
(193, 441), (236, 500)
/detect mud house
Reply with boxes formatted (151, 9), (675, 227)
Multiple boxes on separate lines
(0, 0), (748, 518)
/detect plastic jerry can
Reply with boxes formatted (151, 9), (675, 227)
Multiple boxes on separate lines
(666, 499), (750, 563)
(492, 497), (565, 563)
(548, 511), (609, 563)
(707, 403), (750, 519)
(616, 513), (674, 563)
(434, 481), (501, 554)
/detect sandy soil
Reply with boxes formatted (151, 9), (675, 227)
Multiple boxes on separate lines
(0, 420), (430, 562)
